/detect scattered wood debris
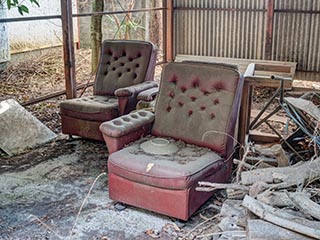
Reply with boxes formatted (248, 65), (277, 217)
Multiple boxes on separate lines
(196, 144), (320, 240)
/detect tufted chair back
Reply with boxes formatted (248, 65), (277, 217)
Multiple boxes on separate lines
(152, 62), (243, 157)
(94, 40), (157, 96)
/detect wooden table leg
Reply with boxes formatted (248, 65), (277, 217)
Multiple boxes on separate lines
(238, 82), (250, 149)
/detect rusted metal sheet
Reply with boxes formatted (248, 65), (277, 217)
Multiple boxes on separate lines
(273, 0), (312, 71)
(173, 0), (266, 60)
(173, 0), (320, 71)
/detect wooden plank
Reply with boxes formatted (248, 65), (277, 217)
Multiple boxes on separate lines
(175, 55), (297, 76)
(255, 64), (291, 73)
(249, 130), (280, 143)
(164, 0), (173, 62)
(238, 83), (250, 149)
(248, 220), (315, 240)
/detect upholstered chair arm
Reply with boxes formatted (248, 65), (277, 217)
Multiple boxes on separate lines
(115, 81), (158, 97)
(115, 81), (158, 115)
(137, 86), (159, 101)
(99, 110), (154, 153)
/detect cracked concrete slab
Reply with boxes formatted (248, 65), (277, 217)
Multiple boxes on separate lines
(0, 139), (218, 240)
(0, 99), (56, 155)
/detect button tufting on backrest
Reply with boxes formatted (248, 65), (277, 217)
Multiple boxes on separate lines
(212, 82), (225, 91)
(192, 78), (200, 88)
(152, 61), (241, 155)
(94, 40), (156, 96)
(170, 74), (178, 84)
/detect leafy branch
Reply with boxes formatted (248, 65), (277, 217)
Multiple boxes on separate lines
(2, 0), (40, 15)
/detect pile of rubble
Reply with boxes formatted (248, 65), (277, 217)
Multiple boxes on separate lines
(196, 145), (320, 240)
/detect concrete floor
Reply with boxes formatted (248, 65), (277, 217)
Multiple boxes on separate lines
(0, 138), (216, 240)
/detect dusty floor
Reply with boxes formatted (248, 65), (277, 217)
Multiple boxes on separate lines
(0, 137), (222, 240)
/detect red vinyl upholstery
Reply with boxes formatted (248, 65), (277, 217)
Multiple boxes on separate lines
(101, 61), (243, 220)
(60, 40), (157, 141)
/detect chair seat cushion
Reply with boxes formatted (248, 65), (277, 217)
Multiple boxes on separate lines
(60, 96), (119, 121)
(108, 136), (224, 190)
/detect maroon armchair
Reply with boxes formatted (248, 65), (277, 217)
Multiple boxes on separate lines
(99, 61), (243, 220)
(60, 40), (157, 141)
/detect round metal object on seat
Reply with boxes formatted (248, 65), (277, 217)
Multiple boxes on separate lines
(140, 138), (179, 155)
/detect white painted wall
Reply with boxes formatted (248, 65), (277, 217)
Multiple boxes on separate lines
(0, 4), (10, 63)
(1, 0), (79, 56)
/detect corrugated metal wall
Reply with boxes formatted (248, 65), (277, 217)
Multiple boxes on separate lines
(173, 0), (320, 71)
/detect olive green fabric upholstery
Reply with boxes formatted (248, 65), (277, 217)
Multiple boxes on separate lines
(152, 62), (241, 156)
(94, 40), (156, 96)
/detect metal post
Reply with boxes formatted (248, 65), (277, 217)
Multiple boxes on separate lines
(265, 0), (275, 60)
(61, 0), (76, 99)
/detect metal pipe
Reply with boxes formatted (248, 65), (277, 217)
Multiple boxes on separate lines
(174, 7), (266, 12)
(0, 7), (165, 23)
(21, 82), (95, 106)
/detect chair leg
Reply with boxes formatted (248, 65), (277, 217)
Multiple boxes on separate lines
(114, 202), (127, 211)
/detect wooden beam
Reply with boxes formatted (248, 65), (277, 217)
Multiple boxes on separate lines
(61, 0), (77, 99)
(163, 0), (173, 62)
(265, 0), (275, 60)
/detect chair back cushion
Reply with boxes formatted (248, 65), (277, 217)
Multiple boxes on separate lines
(94, 40), (157, 96)
(152, 62), (242, 156)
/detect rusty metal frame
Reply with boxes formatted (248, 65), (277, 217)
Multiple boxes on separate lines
(61, 0), (76, 99)
(265, 0), (275, 60)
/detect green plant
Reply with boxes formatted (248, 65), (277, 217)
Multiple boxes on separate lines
(2, 0), (40, 15)
(106, 15), (145, 40)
